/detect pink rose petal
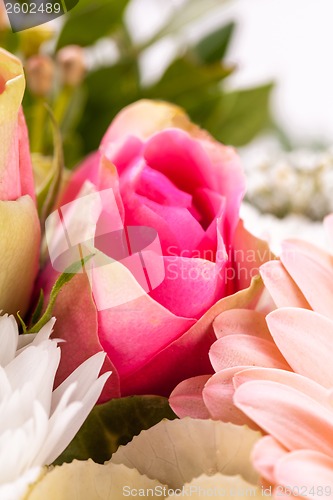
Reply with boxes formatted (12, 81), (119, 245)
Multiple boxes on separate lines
(149, 256), (223, 319)
(97, 261), (196, 380)
(18, 108), (35, 200)
(230, 220), (275, 294)
(51, 273), (120, 402)
(136, 165), (192, 209)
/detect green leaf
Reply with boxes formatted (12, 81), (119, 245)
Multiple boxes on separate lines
(0, 30), (19, 53)
(146, 57), (233, 104)
(155, 0), (228, 40)
(78, 62), (140, 153)
(194, 21), (236, 63)
(54, 396), (177, 465)
(17, 312), (28, 334)
(29, 255), (94, 334)
(35, 108), (64, 227)
(56, 0), (130, 49)
(204, 83), (274, 146)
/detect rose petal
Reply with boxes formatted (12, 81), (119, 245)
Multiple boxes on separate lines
(96, 259), (196, 380)
(59, 151), (101, 206)
(18, 108), (35, 200)
(51, 273), (120, 402)
(144, 129), (245, 247)
(0, 49), (26, 201)
(119, 275), (264, 396)
(0, 195), (40, 315)
(230, 220), (275, 294)
(136, 165), (192, 209)
(101, 99), (192, 143)
(138, 195), (205, 253)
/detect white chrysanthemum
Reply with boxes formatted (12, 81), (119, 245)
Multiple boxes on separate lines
(0, 314), (110, 500)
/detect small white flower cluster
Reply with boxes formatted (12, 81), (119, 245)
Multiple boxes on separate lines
(241, 139), (333, 220)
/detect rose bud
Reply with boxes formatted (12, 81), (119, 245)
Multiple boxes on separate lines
(39, 101), (271, 403)
(0, 49), (40, 315)
(56, 45), (86, 87)
(25, 55), (55, 97)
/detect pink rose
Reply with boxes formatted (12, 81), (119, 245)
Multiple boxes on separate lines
(0, 49), (40, 315)
(41, 100), (248, 400)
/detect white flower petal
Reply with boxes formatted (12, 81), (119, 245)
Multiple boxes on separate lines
(6, 342), (60, 412)
(0, 467), (42, 500)
(32, 401), (82, 466)
(0, 315), (109, 494)
(45, 371), (110, 464)
(51, 351), (106, 411)
(0, 315), (18, 365)
(0, 366), (11, 399)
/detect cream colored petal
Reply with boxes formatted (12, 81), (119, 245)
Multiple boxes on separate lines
(101, 99), (212, 146)
(0, 195), (40, 315)
(110, 418), (261, 489)
(25, 461), (166, 500)
(166, 474), (266, 499)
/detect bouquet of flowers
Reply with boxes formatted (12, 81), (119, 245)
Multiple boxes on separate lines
(0, 3), (332, 498)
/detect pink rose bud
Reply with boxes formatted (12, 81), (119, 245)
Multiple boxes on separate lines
(25, 55), (55, 97)
(40, 100), (248, 402)
(56, 45), (86, 87)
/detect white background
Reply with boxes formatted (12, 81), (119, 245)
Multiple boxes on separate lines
(129, 0), (333, 146)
